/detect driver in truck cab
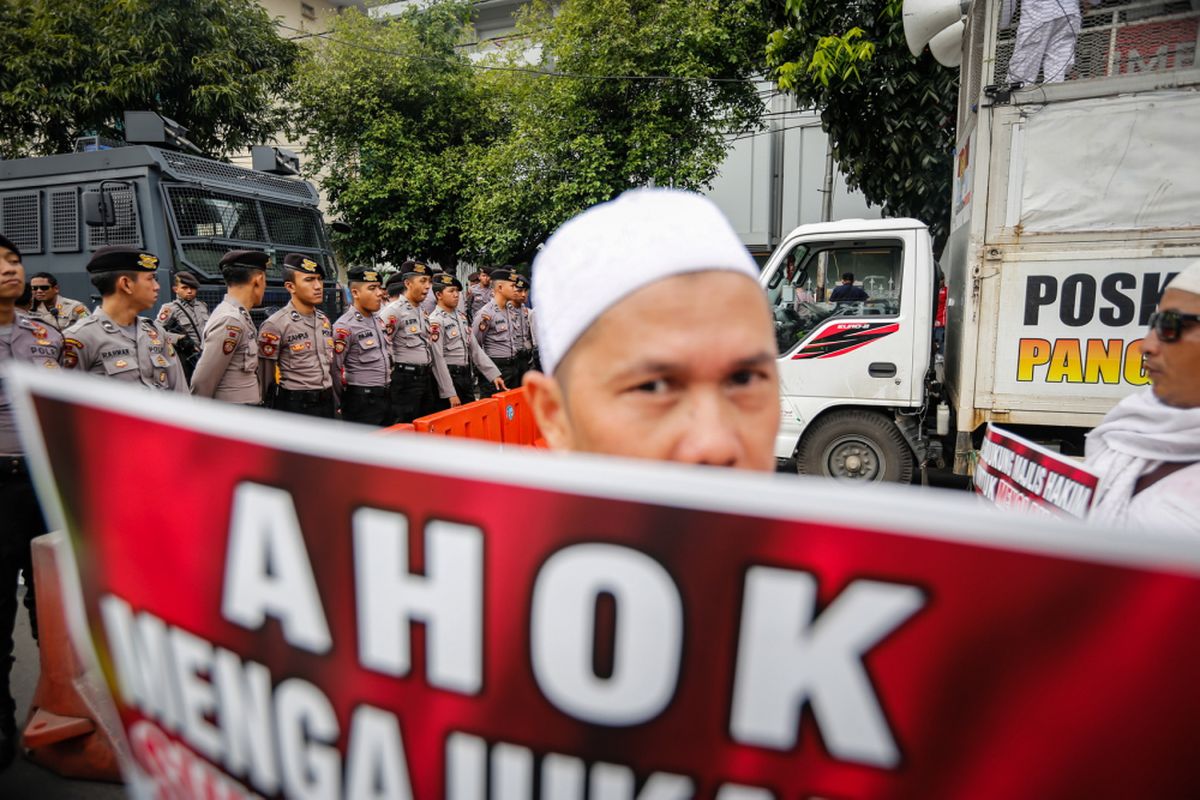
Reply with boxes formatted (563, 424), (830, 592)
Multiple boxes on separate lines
(1085, 260), (1200, 533)
(524, 188), (780, 471)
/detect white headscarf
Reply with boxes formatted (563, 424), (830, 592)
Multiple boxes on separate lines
(531, 189), (759, 375)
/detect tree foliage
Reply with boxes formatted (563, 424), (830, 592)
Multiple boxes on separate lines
(766, 0), (958, 252)
(295, 0), (769, 266)
(0, 0), (298, 159)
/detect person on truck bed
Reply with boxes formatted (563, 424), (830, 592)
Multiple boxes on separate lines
(524, 189), (780, 471)
(1085, 260), (1200, 533)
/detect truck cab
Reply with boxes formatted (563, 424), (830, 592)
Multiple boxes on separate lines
(760, 218), (936, 482)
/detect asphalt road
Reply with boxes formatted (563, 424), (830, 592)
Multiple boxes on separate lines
(0, 588), (125, 799)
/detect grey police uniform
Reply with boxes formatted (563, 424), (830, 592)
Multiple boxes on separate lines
(0, 312), (63, 722)
(473, 297), (525, 397)
(468, 284), (490, 321)
(30, 296), (88, 333)
(258, 304), (335, 418)
(429, 305), (500, 406)
(332, 307), (392, 425)
(62, 309), (187, 392)
(381, 296), (453, 423)
(190, 295), (259, 404)
(157, 297), (210, 351)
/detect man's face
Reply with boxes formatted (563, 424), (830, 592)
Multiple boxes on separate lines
(439, 286), (460, 310)
(288, 273), (324, 307)
(526, 271), (780, 470)
(406, 275), (431, 303)
(1142, 287), (1200, 408)
(30, 277), (57, 305)
(480, 274), (491, 288)
(495, 280), (517, 303)
(126, 272), (160, 312)
(514, 288), (528, 307)
(352, 281), (383, 313)
(0, 247), (25, 300)
(174, 281), (197, 302)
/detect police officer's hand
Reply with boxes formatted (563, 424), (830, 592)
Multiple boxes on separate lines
(494, 378), (508, 391)
(450, 396), (463, 408)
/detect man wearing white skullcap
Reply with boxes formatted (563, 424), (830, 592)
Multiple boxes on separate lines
(524, 189), (780, 470)
(1085, 260), (1200, 533)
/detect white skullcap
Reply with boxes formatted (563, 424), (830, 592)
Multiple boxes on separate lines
(1166, 260), (1200, 295)
(531, 188), (758, 375)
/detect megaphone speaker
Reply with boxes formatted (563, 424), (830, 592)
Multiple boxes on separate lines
(931, 19), (965, 67)
(903, 0), (970, 56)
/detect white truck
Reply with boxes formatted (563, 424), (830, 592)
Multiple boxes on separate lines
(760, 0), (1200, 481)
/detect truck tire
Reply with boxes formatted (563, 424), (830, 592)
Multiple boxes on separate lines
(795, 410), (915, 484)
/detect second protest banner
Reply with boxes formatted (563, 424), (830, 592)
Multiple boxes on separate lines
(9, 368), (1200, 799)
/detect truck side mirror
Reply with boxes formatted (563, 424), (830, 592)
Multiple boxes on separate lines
(330, 220), (352, 234)
(83, 191), (115, 227)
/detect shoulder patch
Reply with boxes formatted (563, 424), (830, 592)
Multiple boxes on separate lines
(158, 308), (171, 322)
(73, 305), (87, 316)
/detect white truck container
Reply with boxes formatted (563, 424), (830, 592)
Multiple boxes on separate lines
(760, 0), (1200, 481)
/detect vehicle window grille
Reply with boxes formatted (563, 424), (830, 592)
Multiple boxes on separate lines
(85, 187), (142, 249)
(168, 186), (265, 242)
(180, 242), (286, 282)
(50, 188), (81, 252)
(158, 150), (316, 203)
(1, 191), (43, 255)
(262, 201), (322, 249)
(993, 0), (1199, 86)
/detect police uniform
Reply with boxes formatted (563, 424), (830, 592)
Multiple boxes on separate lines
(61, 247), (187, 391)
(258, 254), (335, 418)
(381, 262), (454, 423)
(468, 279), (491, 321)
(190, 250), (266, 404)
(511, 273), (536, 377)
(157, 272), (209, 381)
(30, 296), (89, 332)
(473, 269), (526, 397)
(333, 266), (392, 425)
(429, 274), (502, 406)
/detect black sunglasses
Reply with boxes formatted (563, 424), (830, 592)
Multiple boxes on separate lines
(30, 285), (52, 291)
(1149, 310), (1200, 343)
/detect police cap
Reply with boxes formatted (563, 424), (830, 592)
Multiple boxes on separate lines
(384, 272), (406, 292)
(87, 246), (160, 274)
(347, 266), (383, 284)
(489, 268), (516, 283)
(0, 233), (20, 260)
(218, 249), (270, 272)
(174, 271), (200, 289)
(401, 260), (432, 278)
(283, 253), (324, 277)
(513, 274), (530, 291)
(432, 273), (463, 293)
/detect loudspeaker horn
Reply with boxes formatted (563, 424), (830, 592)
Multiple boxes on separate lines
(930, 19), (965, 67)
(903, 0), (970, 56)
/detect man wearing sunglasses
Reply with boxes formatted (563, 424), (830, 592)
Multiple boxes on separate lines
(27, 272), (88, 332)
(1086, 261), (1200, 532)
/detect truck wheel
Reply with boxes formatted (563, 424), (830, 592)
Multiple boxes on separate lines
(796, 410), (915, 484)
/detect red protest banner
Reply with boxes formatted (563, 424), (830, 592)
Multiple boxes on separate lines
(8, 367), (1200, 799)
(974, 424), (1100, 518)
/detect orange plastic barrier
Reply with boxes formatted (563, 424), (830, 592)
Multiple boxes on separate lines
(413, 398), (503, 442)
(22, 531), (126, 781)
(379, 422), (416, 434)
(493, 388), (540, 446)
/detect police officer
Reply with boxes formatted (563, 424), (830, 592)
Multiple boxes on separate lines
(511, 272), (536, 378)
(468, 266), (493, 320)
(333, 266), (393, 425)
(28, 271), (89, 332)
(258, 254), (335, 418)
(419, 262), (442, 316)
(62, 246), (187, 392)
(157, 271), (210, 381)
(429, 273), (506, 407)
(381, 260), (453, 422)
(190, 250), (268, 404)
(0, 234), (61, 765)
(474, 268), (526, 396)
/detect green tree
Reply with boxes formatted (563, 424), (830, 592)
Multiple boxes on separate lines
(461, 0), (770, 263)
(766, 0), (958, 252)
(293, 3), (486, 265)
(0, 0), (298, 159)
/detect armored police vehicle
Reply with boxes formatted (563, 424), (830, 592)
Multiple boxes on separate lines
(759, 0), (1200, 482)
(0, 112), (342, 323)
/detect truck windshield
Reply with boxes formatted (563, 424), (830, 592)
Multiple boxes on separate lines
(766, 242), (903, 356)
(165, 185), (330, 281)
